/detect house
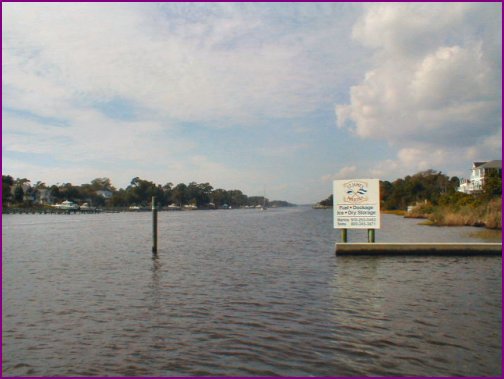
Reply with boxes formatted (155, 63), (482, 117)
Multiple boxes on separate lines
(36, 188), (54, 205)
(458, 160), (502, 194)
(10, 183), (35, 202)
(96, 190), (113, 199)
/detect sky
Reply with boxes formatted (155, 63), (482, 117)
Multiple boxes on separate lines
(2, 2), (502, 204)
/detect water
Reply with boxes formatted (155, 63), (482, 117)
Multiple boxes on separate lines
(2, 207), (502, 376)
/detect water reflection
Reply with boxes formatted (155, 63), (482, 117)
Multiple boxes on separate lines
(150, 256), (162, 308)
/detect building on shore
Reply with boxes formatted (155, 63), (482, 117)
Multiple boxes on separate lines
(458, 160), (502, 194)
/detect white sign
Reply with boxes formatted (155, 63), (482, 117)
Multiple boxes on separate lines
(333, 179), (380, 229)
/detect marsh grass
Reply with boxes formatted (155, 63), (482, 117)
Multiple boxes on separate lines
(382, 209), (406, 216)
(417, 220), (435, 226)
(403, 198), (502, 230)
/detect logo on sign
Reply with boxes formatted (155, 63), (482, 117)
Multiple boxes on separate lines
(343, 181), (368, 203)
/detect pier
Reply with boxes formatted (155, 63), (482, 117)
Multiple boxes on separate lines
(3, 208), (102, 215)
(335, 242), (502, 256)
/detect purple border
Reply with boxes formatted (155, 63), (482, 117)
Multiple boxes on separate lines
(1, 2), (502, 379)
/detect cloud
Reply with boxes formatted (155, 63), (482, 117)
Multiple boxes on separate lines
(3, 2), (362, 126)
(4, 3), (500, 203)
(2, 105), (198, 187)
(2, 2), (364, 199)
(336, 3), (502, 178)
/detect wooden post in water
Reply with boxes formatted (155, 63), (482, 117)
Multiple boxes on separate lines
(341, 228), (348, 243)
(152, 196), (158, 255)
(368, 229), (375, 243)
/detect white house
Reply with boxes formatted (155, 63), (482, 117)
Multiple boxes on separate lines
(458, 160), (502, 194)
(96, 190), (113, 199)
(36, 188), (53, 205)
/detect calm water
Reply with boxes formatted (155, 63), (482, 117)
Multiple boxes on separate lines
(2, 207), (502, 376)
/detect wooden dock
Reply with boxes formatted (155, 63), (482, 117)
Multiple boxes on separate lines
(3, 208), (101, 215)
(335, 242), (502, 256)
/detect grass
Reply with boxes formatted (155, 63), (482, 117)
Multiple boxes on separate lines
(385, 197), (502, 230)
(382, 209), (406, 216)
(429, 198), (502, 229)
(417, 220), (435, 226)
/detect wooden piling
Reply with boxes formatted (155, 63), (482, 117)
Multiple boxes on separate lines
(368, 229), (375, 243)
(341, 228), (348, 243)
(152, 196), (158, 255)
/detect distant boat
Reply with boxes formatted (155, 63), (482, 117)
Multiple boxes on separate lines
(254, 201), (267, 210)
(312, 203), (331, 209)
(53, 200), (79, 210)
(80, 202), (96, 211)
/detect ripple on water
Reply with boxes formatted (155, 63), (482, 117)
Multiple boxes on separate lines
(2, 210), (502, 376)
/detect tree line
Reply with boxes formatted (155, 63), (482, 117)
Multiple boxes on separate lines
(318, 169), (502, 210)
(2, 175), (294, 209)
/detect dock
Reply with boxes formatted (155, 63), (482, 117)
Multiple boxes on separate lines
(3, 208), (101, 215)
(335, 242), (502, 256)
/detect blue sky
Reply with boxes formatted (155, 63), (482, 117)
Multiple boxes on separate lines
(2, 2), (502, 203)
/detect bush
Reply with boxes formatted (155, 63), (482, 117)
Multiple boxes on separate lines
(483, 198), (502, 229)
(426, 198), (501, 229)
(438, 192), (477, 210)
(405, 201), (434, 218)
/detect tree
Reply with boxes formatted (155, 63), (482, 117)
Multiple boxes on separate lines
(79, 183), (105, 206)
(31, 181), (48, 205)
(14, 185), (24, 203)
(172, 183), (189, 206)
(110, 189), (128, 207)
(186, 182), (214, 207)
(3, 174), (298, 210)
(228, 189), (247, 207)
(380, 181), (393, 208)
(319, 194), (333, 207)
(376, 170), (457, 210)
(162, 182), (173, 205)
(50, 185), (62, 201)
(126, 177), (161, 206)
(212, 188), (230, 207)
(15, 178), (30, 186)
(58, 183), (81, 202)
(33, 181), (46, 190)
(482, 169), (502, 200)
(90, 177), (115, 191)
(2, 175), (14, 206)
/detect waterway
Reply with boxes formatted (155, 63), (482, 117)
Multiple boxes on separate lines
(2, 207), (502, 376)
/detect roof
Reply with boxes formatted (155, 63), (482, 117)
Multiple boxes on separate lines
(479, 160), (502, 169)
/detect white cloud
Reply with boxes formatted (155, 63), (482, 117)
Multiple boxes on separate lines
(3, 2), (361, 125)
(1, 2), (364, 199)
(4, 3), (500, 203)
(336, 3), (502, 178)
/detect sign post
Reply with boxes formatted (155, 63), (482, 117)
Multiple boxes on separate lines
(333, 179), (380, 242)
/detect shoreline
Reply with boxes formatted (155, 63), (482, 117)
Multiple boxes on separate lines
(314, 207), (502, 231)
